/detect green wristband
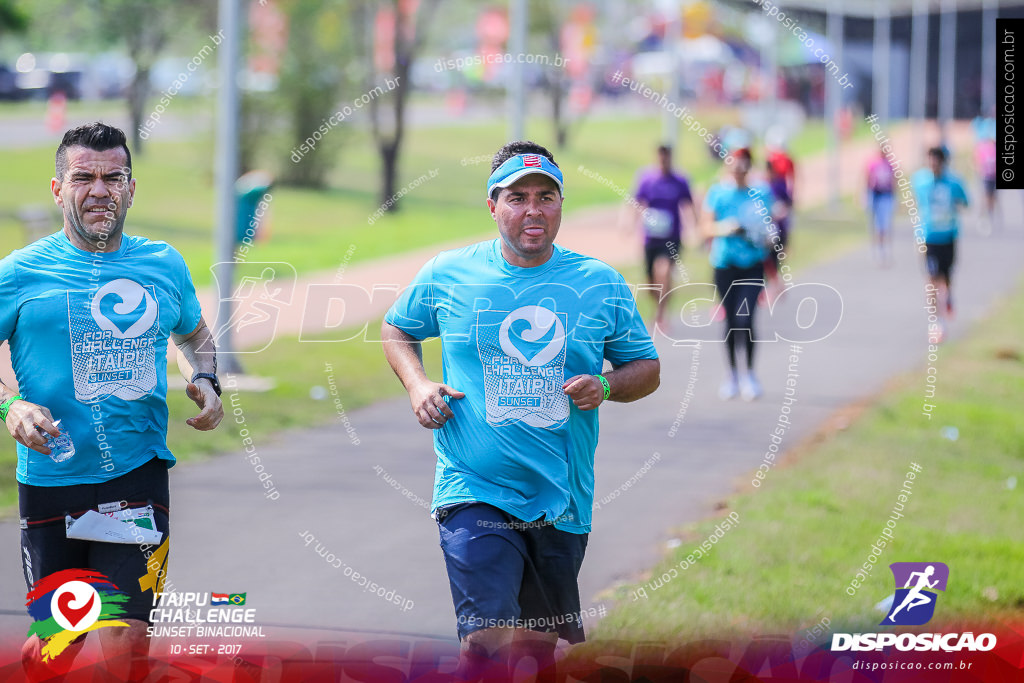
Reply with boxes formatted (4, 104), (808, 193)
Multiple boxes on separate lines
(0, 395), (23, 422)
(596, 375), (611, 401)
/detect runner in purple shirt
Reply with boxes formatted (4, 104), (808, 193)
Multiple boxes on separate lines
(633, 145), (697, 331)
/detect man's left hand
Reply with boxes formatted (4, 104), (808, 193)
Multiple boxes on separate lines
(185, 381), (224, 430)
(563, 375), (604, 411)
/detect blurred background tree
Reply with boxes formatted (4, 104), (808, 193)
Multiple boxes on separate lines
(0, 0), (28, 37)
(267, 0), (354, 188)
(353, 0), (442, 212)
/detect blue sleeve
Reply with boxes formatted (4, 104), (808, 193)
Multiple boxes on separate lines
(384, 257), (440, 340)
(703, 184), (720, 217)
(0, 256), (17, 342)
(172, 251), (203, 335)
(955, 179), (969, 206)
(603, 274), (658, 366)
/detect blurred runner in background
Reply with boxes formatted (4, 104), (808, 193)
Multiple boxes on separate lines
(763, 156), (793, 299)
(866, 145), (896, 266)
(974, 133), (998, 235)
(701, 147), (772, 401)
(633, 145), (697, 331)
(912, 146), (969, 343)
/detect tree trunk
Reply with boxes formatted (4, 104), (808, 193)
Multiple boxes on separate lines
(128, 67), (150, 154)
(379, 140), (399, 210)
(551, 75), (568, 148)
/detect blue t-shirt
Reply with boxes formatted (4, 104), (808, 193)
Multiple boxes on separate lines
(634, 168), (693, 244)
(384, 239), (658, 534)
(703, 181), (772, 269)
(0, 231), (203, 486)
(912, 169), (968, 245)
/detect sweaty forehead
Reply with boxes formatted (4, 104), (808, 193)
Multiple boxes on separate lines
(64, 146), (129, 176)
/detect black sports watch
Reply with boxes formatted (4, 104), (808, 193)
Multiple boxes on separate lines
(191, 372), (222, 396)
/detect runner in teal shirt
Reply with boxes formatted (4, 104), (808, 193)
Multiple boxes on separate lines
(0, 123), (223, 678)
(912, 146), (969, 341)
(382, 142), (660, 674)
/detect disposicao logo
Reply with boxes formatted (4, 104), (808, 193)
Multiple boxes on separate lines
(831, 562), (997, 653)
(26, 569), (130, 660)
(882, 562), (948, 626)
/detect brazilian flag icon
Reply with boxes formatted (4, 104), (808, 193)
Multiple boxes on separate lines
(228, 593), (246, 606)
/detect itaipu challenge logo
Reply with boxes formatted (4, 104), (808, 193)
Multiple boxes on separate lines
(882, 562), (949, 626)
(25, 569), (130, 660)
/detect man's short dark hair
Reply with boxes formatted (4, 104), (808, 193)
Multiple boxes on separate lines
(491, 140), (557, 172)
(927, 146), (947, 163)
(55, 122), (132, 181)
(657, 144), (672, 156)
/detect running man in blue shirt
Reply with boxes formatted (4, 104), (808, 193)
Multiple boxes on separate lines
(912, 146), (969, 342)
(382, 141), (660, 679)
(0, 123), (224, 680)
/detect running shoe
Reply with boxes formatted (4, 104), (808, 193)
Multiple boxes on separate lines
(719, 373), (739, 400)
(740, 373), (763, 401)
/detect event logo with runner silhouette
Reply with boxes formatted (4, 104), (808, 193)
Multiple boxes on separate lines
(68, 278), (159, 402)
(881, 562), (949, 626)
(478, 304), (569, 429)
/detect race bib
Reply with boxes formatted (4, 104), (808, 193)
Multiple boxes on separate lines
(642, 208), (675, 239)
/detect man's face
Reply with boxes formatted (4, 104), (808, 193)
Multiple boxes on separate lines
(51, 146), (135, 248)
(928, 154), (945, 177)
(658, 149), (671, 173)
(487, 174), (562, 267)
(730, 156), (751, 184)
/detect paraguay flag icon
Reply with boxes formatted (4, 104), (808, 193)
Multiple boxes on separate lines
(882, 562), (950, 626)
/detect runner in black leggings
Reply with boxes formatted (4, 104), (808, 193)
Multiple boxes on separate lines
(701, 148), (772, 401)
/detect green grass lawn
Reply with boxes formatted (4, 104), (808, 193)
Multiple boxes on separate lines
(588, 278), (1024, 644)
(0, 101), (871, 288)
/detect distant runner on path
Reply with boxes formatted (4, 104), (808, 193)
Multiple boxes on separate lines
(632, 144), (697, 331)
(912, 146), (969, 343)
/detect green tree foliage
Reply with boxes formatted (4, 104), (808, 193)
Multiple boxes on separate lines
(273, 0), (353, 188)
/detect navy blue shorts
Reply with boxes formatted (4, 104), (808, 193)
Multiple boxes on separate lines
(19, 457), (170, 622)
(925, 242), (956, 280)
(436, 502), (588, 643)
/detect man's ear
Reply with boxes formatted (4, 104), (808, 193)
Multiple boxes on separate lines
(487, 196), (497, 221)
(51, 177), (63, 207)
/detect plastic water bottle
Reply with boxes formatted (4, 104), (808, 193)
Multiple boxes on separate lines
(44, 420), (75, 463)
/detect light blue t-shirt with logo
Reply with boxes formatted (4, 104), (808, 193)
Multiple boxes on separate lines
(703, 180), (772, 269)
(0, 231), (203, 486)
(385, 239), (658, 534)
(912, 169), (969, 245)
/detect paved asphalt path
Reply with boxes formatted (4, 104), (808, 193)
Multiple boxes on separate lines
(1, 209), (1018, 651)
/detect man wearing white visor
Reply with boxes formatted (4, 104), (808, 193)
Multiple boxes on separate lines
(382, 141), (660, 679)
